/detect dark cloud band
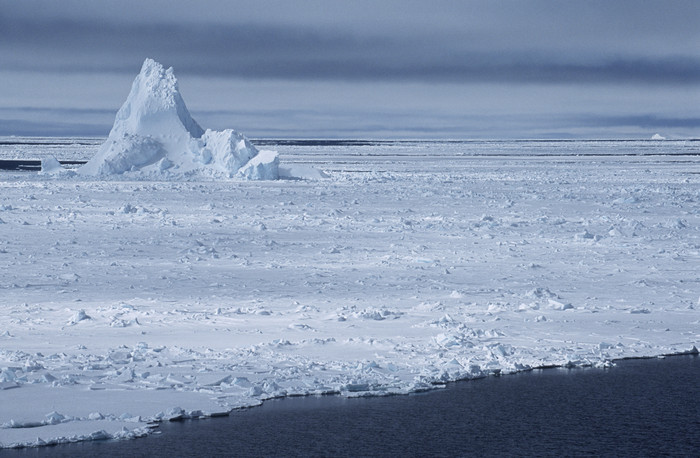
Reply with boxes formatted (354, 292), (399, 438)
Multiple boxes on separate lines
(2, 17), (698, 85)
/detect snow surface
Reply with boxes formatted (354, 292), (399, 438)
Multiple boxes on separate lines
(78, 59), (279, 180)
(0, 138), (699, 448)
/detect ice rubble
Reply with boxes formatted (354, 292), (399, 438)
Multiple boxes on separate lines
(78, 59), (279, 179)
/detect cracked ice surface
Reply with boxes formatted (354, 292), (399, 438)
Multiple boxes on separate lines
(0, 139), (698, 447)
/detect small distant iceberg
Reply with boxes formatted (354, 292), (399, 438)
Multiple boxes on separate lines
(651, 133), (666, 140)
(78, 58), (280, 180)
(40, 155), (76, 177)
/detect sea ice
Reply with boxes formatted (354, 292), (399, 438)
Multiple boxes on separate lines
(0, 138), (697, 448)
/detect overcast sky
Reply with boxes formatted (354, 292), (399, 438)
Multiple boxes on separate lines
(1, 0), (698, 138)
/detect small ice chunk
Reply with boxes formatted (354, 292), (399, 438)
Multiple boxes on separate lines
(232, 377), (252, 388)
(40, 156), (63, 174)
(45, 411), (66, 424)
(575, 230), (601, 241)
(548, 299), (573, 311)
(68, 309), (91, 325)
(236, 150), (279, 180)
(89, 430), (112, 440)
(0, 381), (20, 390)
(203, 375), (233, 387)
(278, 164), (329, 180)
(166, 407), (185, 421)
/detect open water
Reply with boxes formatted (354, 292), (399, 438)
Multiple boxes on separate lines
(8, 355), (699, 457)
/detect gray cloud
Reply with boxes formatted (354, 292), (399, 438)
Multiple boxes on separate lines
(4, 104), (697, 139)
(576, 114), (700, 129)
(2, 4), (699, 84)
(1, 0), (698, 139)
(0, 118), (107, 137)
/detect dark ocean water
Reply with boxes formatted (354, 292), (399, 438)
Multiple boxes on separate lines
(8, 355), (699, 457)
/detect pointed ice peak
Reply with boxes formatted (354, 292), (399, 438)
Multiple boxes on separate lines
(80, 58), (281, 180)
(110, 58), (204, 140)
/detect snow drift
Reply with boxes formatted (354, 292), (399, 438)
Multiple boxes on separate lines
(79, 59), (279, 179)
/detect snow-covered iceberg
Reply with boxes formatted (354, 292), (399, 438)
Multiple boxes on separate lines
(79, 58), (278, 179)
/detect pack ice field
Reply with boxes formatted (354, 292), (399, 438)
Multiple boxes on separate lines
(0, 137), (698, 447)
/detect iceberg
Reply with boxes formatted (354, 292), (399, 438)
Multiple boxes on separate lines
(39, 155), (75, 176)
(79, 58), (278, 179)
